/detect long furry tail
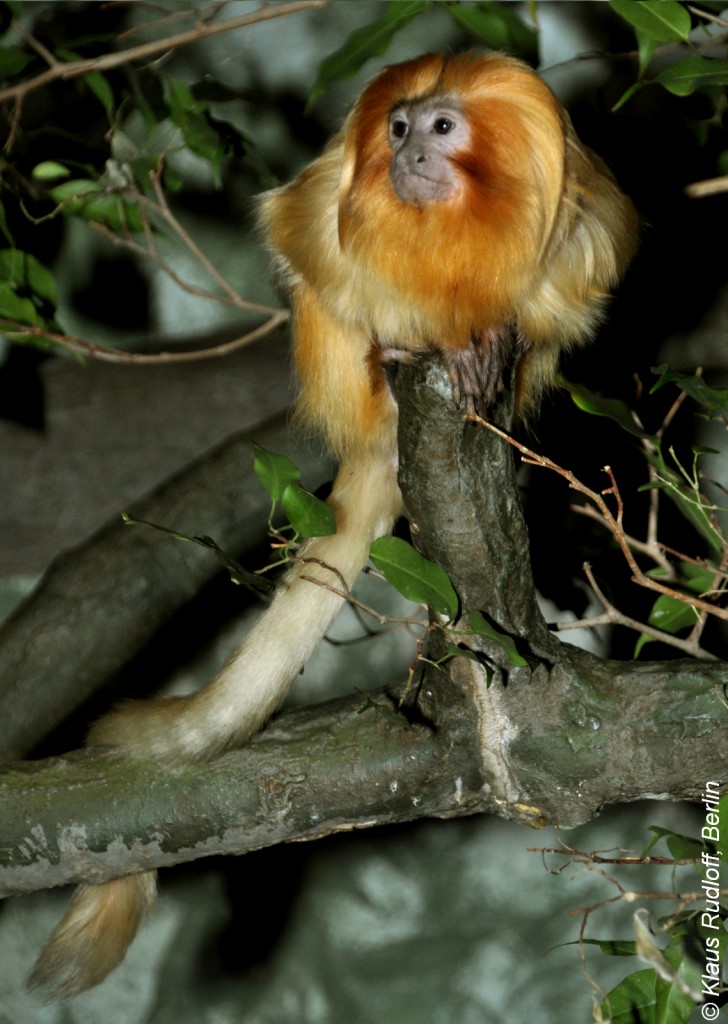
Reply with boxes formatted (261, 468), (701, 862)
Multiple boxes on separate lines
(29, 447), (402, 999)
(28, 873), (157, 1002)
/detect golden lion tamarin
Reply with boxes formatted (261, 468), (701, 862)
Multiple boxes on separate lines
(30, 52), (637, 999)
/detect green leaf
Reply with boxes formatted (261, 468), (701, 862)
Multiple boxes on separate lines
(467, 611), (538, 669)
(252, 443), (301, 502)
(651, 365), (728, 416)
(609, 0), (691, 42)
(280, 482), (336, 537)
(642, 825), (706, 861)
(85, 71), (115, 118)
(164, 78), (225, 182)
(445, 1), (537, 54)
(443, 643), (481, 664)
(559, 377), (647, 438)
(600, 968), (657, 1023)
(369, 536), (458, 619)
(307, 0), (427, 109)
(0, 249), (56, 304)
(612, 80), (646, 112)
(636, 586), (700, 657)
(0, 250), (57, 334)
(121, 513), (273, 596)
(441, 642), (495, 684)
(0, 281), (40, 324)
(641, 445), (724, 555)
(656, 55), (728, 97)
(680, 561), (718, 594)
(32, 161), (72, 181)
(0, 46), (31, 78)
(635, 31), (659, 77)
(654, 936), (701, 1021)
(49, 179), (144, 232)
(647, 592), (699, 633)
(580, 938), (638, 956)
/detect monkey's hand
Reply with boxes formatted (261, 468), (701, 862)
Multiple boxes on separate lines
(445, 328), (524, 416)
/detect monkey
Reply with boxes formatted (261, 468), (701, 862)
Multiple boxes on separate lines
(28, 52), (638, 999)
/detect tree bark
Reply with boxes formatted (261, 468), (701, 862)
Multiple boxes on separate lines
(0, 358), (726, 899)
(0, 412), (333, 761)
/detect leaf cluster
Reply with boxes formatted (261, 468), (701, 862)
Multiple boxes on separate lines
(0, 1), (274, 344)
(593, 802), (728, 1023)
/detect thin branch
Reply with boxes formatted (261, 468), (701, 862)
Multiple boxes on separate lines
(659, 544), (727, 580)
(299, 564), (428, 631)
(0, 2), (326, 105)
(79, 163), (281, 317)
(529, 845), (697, 867)
(90, 219), (249, 309)
(0, 312), (288, 363)
(470, 414), (728, 624)
(89, 209), (280, 318)
(11, 18), (60, 69)
(116, 1), (231, 42)
(687, 4), (728, 29)
(14, 149), (277, 320)
(575, 505), (728, 586)
(573, 503), (675, 577)
(639, 381), (695, 572)
(554, 562), (718, 661)
(684, 175), (728, 198)
(146, 166), (248, 308)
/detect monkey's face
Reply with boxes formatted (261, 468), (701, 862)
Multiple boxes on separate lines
(387, 98), (469, 206)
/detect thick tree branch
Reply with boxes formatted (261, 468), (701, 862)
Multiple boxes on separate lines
(392, 357), (728, 823)
(1, 357), (726, 899)
(0, 639), (725, 898)
(0, 412), (333, 762)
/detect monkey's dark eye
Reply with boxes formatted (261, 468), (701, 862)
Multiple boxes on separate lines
(434, 117), (455, 134)
(390, 119), (409, 139)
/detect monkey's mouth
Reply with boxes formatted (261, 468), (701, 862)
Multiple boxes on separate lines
(391, 171), (453, 204)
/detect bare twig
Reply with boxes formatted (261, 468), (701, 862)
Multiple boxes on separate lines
(554, 563), (718, 661)
(470, 414), (728, 624)
(573, 503), (675, 577)
(91, 219), (252, 309)
(685, 176), (728, 198)
(687, 4), (728, 29)
(658, 542), (728, 582)
(87, 170), (281, 317)
(11, 18), (59, 69)
(145, 166), (248, 308)
(300, 567), (428, 631)
(0, 312), (288, 363)
(0, 2), (326, 105)
(529, 843), (698, 868)
(116, 1), (231, 43)
(638, 381), (695, 572)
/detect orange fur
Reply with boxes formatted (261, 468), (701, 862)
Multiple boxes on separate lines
(30, 52), (637, 1000)
(264, 52), (637, 413)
